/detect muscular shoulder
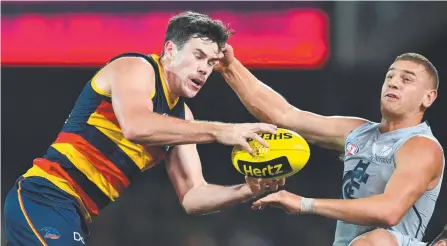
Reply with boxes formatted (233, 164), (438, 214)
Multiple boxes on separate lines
(94, 56), (156, 95)
(399, 136), (442, 158)
(108, 56), (154, 73)
(396, 136), (443, 177)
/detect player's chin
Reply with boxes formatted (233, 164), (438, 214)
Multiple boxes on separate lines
(381, 99), (399, 108)
(182, 87), (200, 98)
(380, 102), (402, 116)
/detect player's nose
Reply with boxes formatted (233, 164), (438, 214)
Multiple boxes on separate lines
(198, 62), (213, 76)
(387, 77), (400, 90)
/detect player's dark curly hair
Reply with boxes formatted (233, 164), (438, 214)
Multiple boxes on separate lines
(162, 11), (233, 55)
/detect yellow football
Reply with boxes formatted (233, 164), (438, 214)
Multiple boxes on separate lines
(231, 128), (310, 180)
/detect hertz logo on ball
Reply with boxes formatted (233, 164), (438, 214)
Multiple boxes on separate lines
(237, 156), (293, 178)
(231, 128), (311, 180)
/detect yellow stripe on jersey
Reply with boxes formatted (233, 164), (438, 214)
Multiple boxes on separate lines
(150, 86), (156, 99)
(151, 54), (179, 109)
(51, 143), (120, 201)
(22, 165), (92, 222)
(87, 112), (155, 170)
(90, 70), (112, 98)
(90, 57), (157, 99)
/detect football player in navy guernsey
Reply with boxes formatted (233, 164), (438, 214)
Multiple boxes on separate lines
(4, 11), (284, 246)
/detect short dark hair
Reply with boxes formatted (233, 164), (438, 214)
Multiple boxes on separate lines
(395, 53), (439, 89)
(163, 11), (233, 55)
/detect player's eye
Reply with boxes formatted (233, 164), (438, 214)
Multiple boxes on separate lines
(208, 60), (218, 66)
(402, 75), (413, 83)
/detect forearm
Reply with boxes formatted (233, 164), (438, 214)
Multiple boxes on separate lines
(124, 112), (223, 146)
(312, 195), (397, 226)
(182, 183), (253, 215)
(221, 59), (291, 125)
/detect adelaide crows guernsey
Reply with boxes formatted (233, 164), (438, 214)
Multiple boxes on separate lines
(22, 53), (185, 221)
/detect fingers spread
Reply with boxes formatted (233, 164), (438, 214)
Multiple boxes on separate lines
(240, 141), (254, 155)
(250, 133), (269, 148)
(258, 123), (277, 134)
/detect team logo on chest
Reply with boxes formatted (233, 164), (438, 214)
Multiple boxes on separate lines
(345, 142), (359, 156)
(342, 160), (371, 199)
(378, 145), (393, 156)
(371, 145), (393, 164)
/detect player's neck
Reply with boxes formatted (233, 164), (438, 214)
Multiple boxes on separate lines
(379, 112), (424, 133)
(163, 72), (181, 102)
(159, 57), (181, 102)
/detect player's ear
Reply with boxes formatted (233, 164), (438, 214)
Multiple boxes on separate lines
(163, 41), (177, 60)
(422, 89), (437, 108)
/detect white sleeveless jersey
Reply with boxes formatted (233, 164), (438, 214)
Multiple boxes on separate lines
(333, 121), (445, 246)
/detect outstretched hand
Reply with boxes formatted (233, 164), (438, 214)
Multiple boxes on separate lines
(251, 190), (302, 214)
(214, 122), (277, 155)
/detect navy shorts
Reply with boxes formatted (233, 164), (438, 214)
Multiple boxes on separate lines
(4, 176), (90, 246)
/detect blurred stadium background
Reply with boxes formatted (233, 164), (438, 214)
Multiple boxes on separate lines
(2, 1), (446, 245)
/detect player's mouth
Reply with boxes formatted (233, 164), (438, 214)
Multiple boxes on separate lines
(189, 78), (204, 90)
(384, 92), (400, 101)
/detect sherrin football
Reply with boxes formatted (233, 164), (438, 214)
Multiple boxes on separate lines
(231, 128), (310, 180)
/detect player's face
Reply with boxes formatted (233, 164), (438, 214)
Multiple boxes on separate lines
(169, 37), (222, 98)
(380, 60), (436, 118)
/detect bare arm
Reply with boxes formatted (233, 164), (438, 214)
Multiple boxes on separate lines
(96, 56), (276, 152)
(220, 51), (367, 151)
(313, 136), (443, 225)
(166, 143), (254, 214)
(165, 105), (259, 214)
(103, 56), (221, 145)
(254, 136), (444, 226)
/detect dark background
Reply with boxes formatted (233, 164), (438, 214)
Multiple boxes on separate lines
(2, 2), (446, 245)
